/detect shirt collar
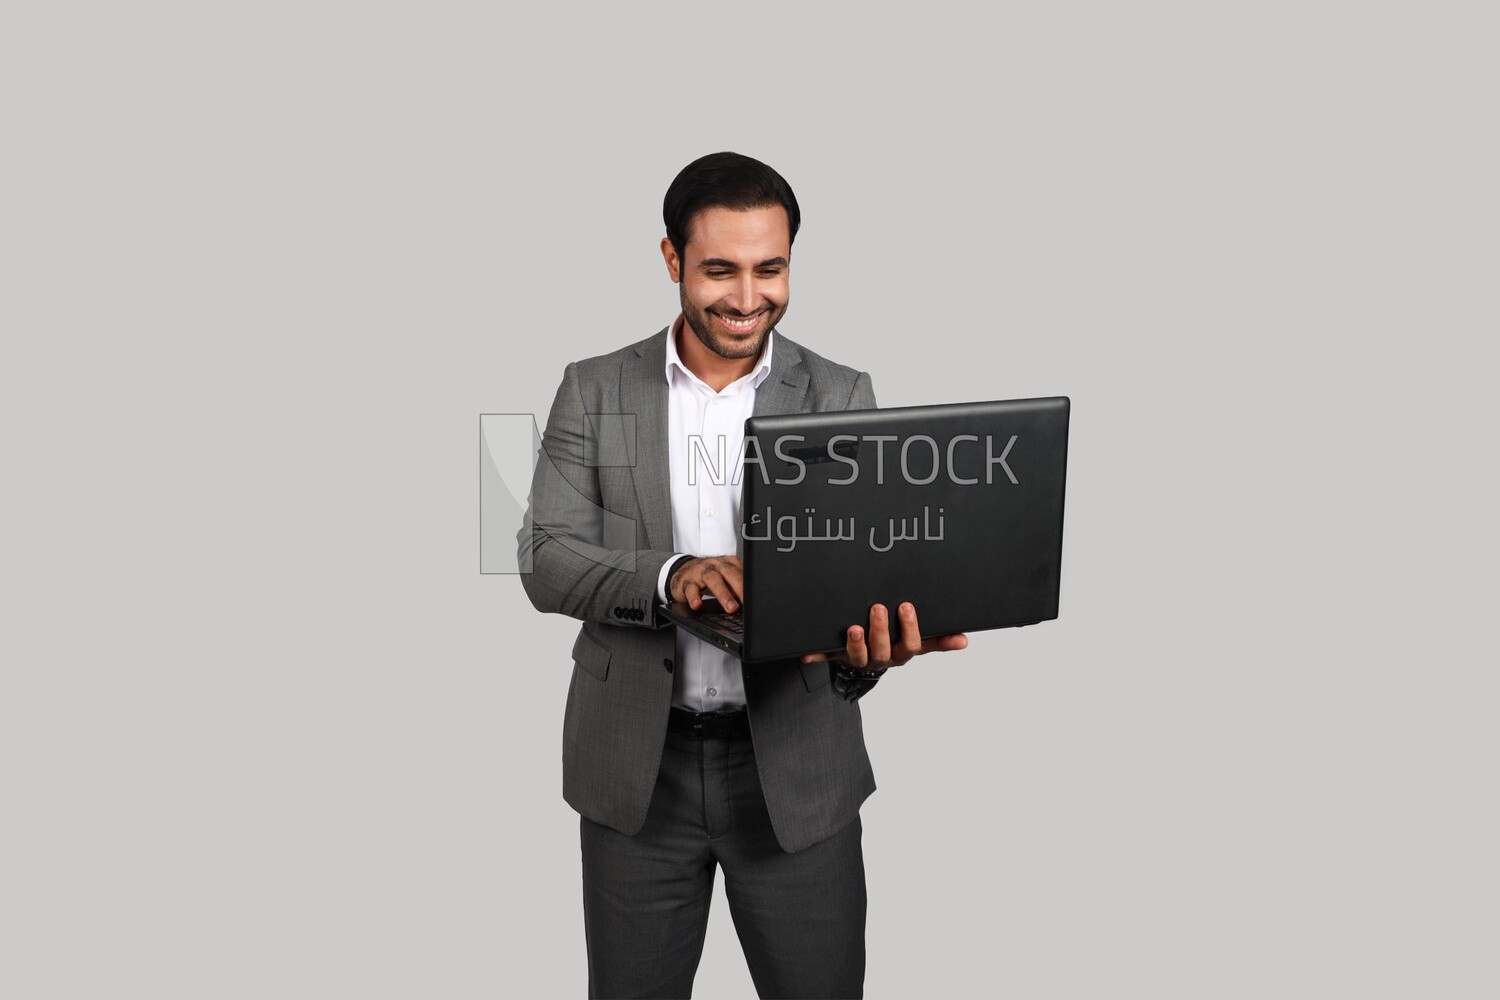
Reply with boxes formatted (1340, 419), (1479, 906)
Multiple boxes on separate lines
(664, 315), (776, 394)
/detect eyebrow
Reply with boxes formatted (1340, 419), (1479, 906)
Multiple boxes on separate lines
(697, 256), (789, 270)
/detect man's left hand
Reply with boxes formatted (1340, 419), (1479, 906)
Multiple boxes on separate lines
(800, 602), (968, 670)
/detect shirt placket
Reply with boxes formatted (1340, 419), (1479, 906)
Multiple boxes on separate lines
(700, 391), (738, 563)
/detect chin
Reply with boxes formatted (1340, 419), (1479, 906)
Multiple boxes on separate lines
(687, 314), (771, 361)
(719, 341), (765, 360)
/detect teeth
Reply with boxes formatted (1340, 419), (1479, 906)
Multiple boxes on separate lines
(716, 313), (759, 331)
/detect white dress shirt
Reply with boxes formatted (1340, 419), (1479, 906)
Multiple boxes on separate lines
(655, 316), (775, 712)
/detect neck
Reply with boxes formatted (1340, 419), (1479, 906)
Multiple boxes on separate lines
(674, 318), (763, 392)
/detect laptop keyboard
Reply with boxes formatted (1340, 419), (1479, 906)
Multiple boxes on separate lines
(699, 611), (744, 635)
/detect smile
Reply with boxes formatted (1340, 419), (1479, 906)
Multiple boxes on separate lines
(713, 312), (763, 333)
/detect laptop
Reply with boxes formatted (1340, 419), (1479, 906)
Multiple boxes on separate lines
(659, 397), (1070, 662)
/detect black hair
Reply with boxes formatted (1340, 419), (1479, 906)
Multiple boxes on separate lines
(663, 152), (801, 261)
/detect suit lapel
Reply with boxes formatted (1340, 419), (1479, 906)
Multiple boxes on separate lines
(622, 330), (674, 552)
(754, 331), (809, 417)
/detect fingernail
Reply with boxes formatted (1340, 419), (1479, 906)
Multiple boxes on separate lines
(902, 603), (914, 616)
(873, 605), (886, 620)
(850, 627), (862, 641)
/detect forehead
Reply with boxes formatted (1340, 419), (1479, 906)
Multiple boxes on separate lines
(683, 205), (791, 262)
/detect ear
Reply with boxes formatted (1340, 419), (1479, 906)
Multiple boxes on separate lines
(660, 236), (682, 283)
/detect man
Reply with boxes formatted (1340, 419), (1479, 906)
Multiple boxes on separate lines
(518, 152), (965, 999)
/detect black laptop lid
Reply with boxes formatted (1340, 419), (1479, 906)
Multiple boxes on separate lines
(738, 397), (1069, 661)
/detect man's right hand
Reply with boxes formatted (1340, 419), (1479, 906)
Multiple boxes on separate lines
(669, 555), (744, 613)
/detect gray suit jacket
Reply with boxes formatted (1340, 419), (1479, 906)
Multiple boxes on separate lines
(518, 328), (878, 853)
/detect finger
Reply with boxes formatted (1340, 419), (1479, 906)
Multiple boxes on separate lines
(866, 605), (892, 666)
(895, 602), (923, 661)
(845, 624), (869, 670)
(920, 633), (969, 653)
(703, 571), (739, 613)
(684, 581), (703, 611)
(801, 651), (830, 664)
(716, 559), (746, 603)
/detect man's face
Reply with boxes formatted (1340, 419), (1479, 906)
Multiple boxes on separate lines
(662, 204), (791, 361)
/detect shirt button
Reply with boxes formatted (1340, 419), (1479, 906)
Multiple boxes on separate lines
(707, 687), (718, 697)
(704, 507), (714, 518)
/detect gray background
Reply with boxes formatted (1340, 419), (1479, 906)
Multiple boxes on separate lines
(4, 3), (1495, 997)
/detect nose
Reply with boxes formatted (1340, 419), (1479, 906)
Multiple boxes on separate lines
(729, 272), (758, 315)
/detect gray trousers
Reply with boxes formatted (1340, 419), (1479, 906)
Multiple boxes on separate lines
(580, 728), (867, 999)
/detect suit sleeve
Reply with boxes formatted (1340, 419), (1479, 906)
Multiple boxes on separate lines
(517, 362), (679, 629)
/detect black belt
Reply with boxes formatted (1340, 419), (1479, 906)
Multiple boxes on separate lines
(668, 707), (750, 740)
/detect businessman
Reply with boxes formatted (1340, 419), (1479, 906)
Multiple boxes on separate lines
(518, 152), (966, 999)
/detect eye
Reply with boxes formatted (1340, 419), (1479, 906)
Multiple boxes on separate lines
(706, 270), (733, 278)
(756, 269), (783, 278)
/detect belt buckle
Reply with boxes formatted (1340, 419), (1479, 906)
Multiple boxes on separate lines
(675, 708), (743, 740)
(699, 712), (720, 739)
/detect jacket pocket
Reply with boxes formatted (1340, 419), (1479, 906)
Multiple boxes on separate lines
(572, 627), (612, 682)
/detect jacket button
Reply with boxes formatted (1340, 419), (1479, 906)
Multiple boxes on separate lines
(662, 658), (674, 673)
